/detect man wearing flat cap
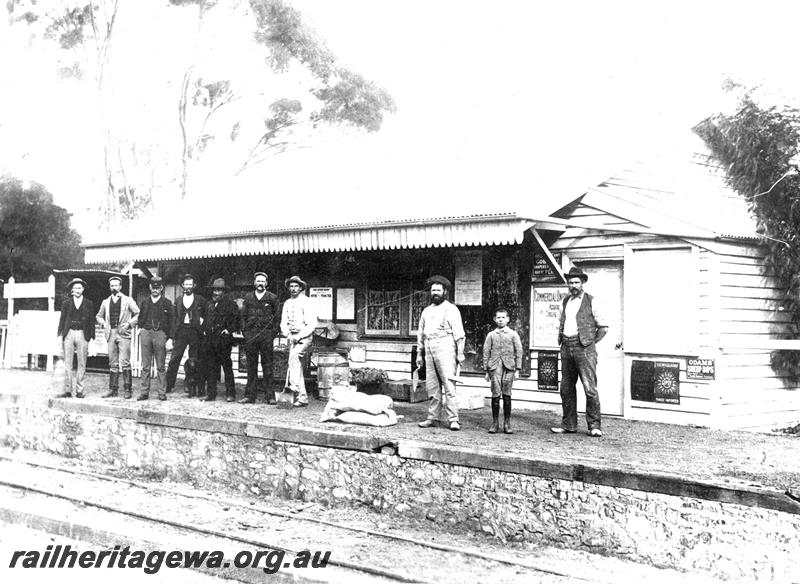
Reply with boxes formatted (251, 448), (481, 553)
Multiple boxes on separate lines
(417, 275), (466, 431)
(97, 275), (139, 399)
(201, 277), (241, 402)
(136, 276), (175, 401)
(552, 266), (608, 438)
(166, 273), (207, 395)
(239, 272), (281, 405)
(280, 275), (318, 407)
(56, 278), (95, 398)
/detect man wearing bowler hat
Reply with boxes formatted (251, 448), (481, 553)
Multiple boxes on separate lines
(56, 278), (95, 398)
(97, 275), (140, 399)
(136, 276), (175, 401)
(166, 273), (207, 395)
(201, 277), (240, 402)
(416, 275), (465, 431)
(552, 266), (608, 437)
(280, 275), (317, 407)
(239, 272), (281, 405)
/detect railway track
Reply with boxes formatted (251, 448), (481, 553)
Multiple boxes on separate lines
(0, 452), (720, 583)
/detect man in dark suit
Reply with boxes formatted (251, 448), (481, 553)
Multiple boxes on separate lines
(56, 278), (95, 398)
(239, 271), (280, 405)
(136, 276), (175, 401)
(202, 278), (240, 402)
(166, 273), (207, 394)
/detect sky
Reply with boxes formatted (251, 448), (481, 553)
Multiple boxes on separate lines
(3, 0), (800, 239)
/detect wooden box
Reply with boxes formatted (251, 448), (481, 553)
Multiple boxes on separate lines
(382, 380), (428, 403)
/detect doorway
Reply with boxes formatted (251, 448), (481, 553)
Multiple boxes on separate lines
(577, 262), (624, 416)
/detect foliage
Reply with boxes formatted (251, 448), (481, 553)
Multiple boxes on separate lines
(694, 90), (800, 381)
(0, 176), (84, 282)
(6, 0), (396, 218)
(349, 367), (388, 386)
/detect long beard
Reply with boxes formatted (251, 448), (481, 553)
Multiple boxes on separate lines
(431, 295), (444, 305)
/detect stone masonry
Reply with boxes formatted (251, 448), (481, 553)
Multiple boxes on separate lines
(1, 399), (798, 582)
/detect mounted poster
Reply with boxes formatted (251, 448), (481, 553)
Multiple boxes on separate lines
(531, 287), (568, 348)
(654, 361), (680, 404)
(537, 351), (559, 391)
(454, 251), (483, 305)
(533, 252), (562, 282)
(335, 288), (355, 321)
(309, 287), (333, 320)
(630, 360), (681, 405)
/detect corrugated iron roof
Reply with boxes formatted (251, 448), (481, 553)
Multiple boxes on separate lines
(84, 213), (537, 263)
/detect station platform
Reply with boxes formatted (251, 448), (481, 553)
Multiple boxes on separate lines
(1, 369), (798, 581)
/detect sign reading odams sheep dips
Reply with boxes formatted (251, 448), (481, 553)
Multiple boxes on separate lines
(687, 358), (715, 380)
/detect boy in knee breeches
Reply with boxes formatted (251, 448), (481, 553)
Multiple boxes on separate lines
(483, 308), (523, 434)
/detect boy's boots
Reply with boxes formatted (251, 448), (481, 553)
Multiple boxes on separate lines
(122, 370), (133, 399)
(503, 395), (513, 434)
(488, 397), (500, 434)
(102, 372), (119, 398)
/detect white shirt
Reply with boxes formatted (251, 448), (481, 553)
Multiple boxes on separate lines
(563, 292), (606, 336)
(417, 301), (465, 344)
(182, 295), (195, 324)
(280, 294), (318, 338)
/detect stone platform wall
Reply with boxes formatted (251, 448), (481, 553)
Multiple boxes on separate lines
(1, 398), (798, 582)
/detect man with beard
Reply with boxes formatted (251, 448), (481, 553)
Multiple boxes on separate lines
(279, 275), (318, 408)
(136, 276), (175, 401)
(97, 276), (140, 399)
(166, 273), (207, 395)
(201, 278), (241, 402)
(552, 266), (608, 437)
(239, 272), (281, 405)
(56, 278), (95, 398)
(416, 275), (465, 431)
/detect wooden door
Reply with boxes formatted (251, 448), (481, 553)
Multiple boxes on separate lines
(577, 263), (624, 416)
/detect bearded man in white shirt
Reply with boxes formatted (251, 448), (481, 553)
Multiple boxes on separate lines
(416, 275), (465, 432)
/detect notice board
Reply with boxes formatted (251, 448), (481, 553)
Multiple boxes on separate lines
(531, 287), (567, 348)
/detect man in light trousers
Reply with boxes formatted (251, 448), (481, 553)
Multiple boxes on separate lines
(97, 275), (140, 399)
(280, 275), (317, 407)
(416, 275), (465, 432)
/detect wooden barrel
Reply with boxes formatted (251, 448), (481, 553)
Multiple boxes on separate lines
(316, 351), (349, 391)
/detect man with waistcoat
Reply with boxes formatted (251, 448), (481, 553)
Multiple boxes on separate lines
(166, 273), (207, 395)
(56, 278), (95, 398)
(201, 278), (240, 402)
(280, 275), (317, 408)
(97, 275), (140, 399)
(136, 276), (175, 401)
(552, 266), (608, 437)
(239, 272), (281, 405)
(416, 275), (465, 432)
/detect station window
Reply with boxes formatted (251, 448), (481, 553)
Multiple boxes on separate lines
(366, 287), (401, 334)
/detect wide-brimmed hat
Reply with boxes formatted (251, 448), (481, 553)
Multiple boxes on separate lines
(210, 278), (228, 290)
(108, 275), (122, 285)
(284, 275), (307, 290)
(149, 276), (164, 288)
(253, 271), (268, 280)
(564, 266), (588, 283)
(66, 277), (87, 291)
(425, 274), (452, 290)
